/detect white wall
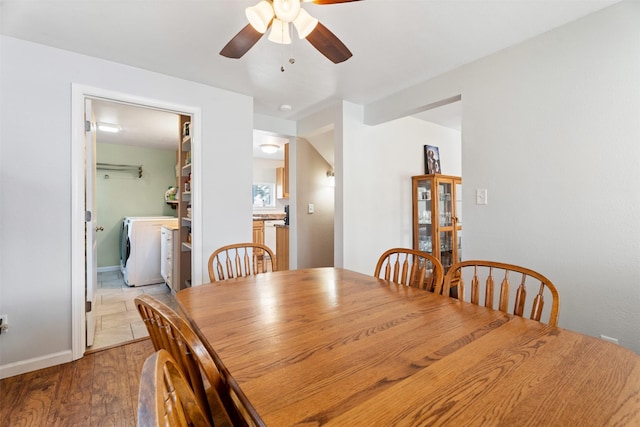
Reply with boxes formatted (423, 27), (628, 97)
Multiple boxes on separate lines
(297, 106), (344, 268)
(363, 1), (640, 353)
(97, 143), (178, 268)
(341, 104), (462, 274)
(0, 36), (253, 376)
(295, 138), (335, 268)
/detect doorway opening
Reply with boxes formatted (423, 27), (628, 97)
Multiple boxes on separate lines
(71, 84), (201, 360)
(89, 99), (182, 351)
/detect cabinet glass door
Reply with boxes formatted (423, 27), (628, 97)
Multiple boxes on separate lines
(415, 178), (433, 254)
(455, 182), (462, 262)
(439, 231), (454, 271)
(438, 182), (453, 227)
(437, 181), (452, 270)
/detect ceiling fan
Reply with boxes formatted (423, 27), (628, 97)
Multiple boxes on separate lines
(220, 0), (362, 64)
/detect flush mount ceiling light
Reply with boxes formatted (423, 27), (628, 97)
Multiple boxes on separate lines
(97, 123), (121, 133)
(260, 144), (280, 154)
(220, 0), (362, 64)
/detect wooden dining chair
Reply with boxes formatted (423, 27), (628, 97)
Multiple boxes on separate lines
(137, 349), (211, 427)
(374, 248), (445, 292)
(208, 242), (276, 282)
(441, 260), (560, 326)
(135, 294), (266, 427)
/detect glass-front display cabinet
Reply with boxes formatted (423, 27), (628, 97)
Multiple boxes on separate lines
(412, 174), (462, 272)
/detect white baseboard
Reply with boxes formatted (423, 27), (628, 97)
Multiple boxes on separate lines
(97, 265), (120, 273)
(0, 350), (73, 379)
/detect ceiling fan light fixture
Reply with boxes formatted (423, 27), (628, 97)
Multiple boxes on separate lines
(245, 0), (274, 33)
(268, 19), (292, 44)
(260, 144), (280, 154)
(222, 0), (356, 63)
(272, 0), (301, 23)
(293, 8), (318, 39)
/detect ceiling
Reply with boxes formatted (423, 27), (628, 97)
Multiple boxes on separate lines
(92, 101), (180, 149)
(92, 99), (294, 158)
(2, 0), (620, 155)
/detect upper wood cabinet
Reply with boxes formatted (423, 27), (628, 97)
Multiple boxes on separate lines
(412, 174), (462, 272)
(277, 143), (289, 199)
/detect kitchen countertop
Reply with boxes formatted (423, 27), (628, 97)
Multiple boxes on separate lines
(252, 213), (286, 221)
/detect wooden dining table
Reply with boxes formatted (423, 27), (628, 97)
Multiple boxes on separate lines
(176, 267), (640, 426)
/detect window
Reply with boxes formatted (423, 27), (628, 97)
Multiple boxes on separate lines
(253, 183), (275, 208)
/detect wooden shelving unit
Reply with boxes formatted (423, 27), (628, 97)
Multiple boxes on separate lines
(178, 115), (192, 290)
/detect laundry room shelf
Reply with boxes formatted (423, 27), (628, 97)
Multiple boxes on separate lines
(178, 115), (193, 291)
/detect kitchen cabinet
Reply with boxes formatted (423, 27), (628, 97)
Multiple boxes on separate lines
(253, 217), (287, 270)
(178, 115), (192, 289)
(276, 225), (289, 271)
(412, 174), (462, 272)
(276, 143), (289, 199)
(252, 220), (266, 270)
(161, 225), (180, 293)
(253, 220), (264, 246)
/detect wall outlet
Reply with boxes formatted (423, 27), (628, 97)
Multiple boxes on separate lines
(599, 334), (618, 345)
(308, 203), (314, 214)
(0, 314), (8, 334)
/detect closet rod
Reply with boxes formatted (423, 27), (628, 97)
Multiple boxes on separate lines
(96, 162), (143, 178)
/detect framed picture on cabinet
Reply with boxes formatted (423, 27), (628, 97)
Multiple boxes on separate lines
(424, 145), (441, 174)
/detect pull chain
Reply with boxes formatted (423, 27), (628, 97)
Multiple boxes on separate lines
(281, 22), (295, 72)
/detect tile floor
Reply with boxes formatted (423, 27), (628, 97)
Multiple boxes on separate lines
(89, 270), (177, 351)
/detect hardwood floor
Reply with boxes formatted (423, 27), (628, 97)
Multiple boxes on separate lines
(0, 339), (154, 426)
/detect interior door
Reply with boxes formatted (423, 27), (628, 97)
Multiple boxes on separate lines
(85, 98), (98, 347)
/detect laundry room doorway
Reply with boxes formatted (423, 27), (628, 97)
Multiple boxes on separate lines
(91, 99), (182, 351)
(71, 85), (201, 360)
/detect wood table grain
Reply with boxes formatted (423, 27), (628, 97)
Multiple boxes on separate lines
(176, 267), (640, 426)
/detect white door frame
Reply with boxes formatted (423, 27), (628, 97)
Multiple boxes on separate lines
(85, 98), (98, 347)
(71, 84), (203, 360)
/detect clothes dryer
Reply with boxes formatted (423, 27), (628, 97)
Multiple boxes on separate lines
(119, 216), (178, 286)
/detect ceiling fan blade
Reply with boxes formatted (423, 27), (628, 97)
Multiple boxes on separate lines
(306, 0), (362, 4)
(220, 24), (265, 59)
(306, 22), (352, 63)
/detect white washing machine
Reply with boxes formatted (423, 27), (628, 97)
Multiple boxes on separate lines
(120, 216), (178, 287)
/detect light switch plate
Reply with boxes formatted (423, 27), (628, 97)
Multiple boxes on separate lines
(476, 189), (488, 205)
(308, 203), (314, 214)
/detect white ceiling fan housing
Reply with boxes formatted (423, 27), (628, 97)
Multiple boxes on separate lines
(247, 0), (318, 44)
(273, 0), (301, 22)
